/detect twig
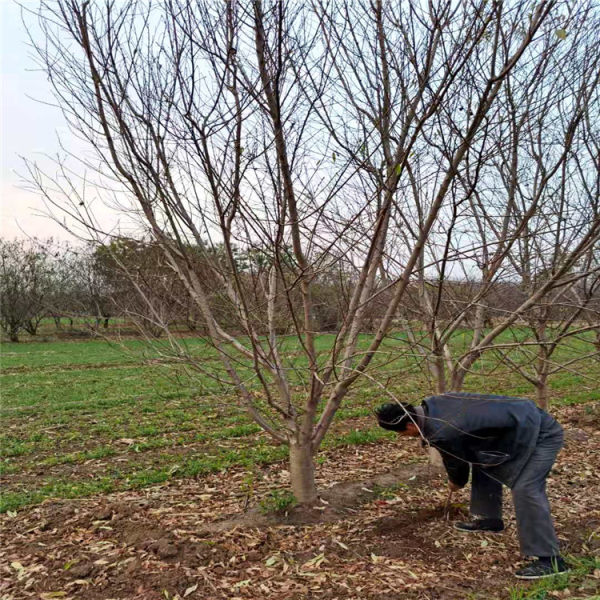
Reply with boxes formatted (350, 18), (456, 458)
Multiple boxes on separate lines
(443, 489), (454, 521)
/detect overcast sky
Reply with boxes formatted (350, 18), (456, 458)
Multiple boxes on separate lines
(1, 1), (77, 241)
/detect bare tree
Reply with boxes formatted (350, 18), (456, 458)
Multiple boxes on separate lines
(494, 112), (600, 408)
(24, 0), (600, 502)
(333, 1), (600, 398)
(0, 239), (54, 341)
(42, 240), (87, 331)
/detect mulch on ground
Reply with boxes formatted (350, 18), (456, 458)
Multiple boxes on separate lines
(1, 402), (599, 600)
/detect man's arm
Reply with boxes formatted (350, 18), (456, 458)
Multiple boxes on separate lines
(440, 452), (469, 488)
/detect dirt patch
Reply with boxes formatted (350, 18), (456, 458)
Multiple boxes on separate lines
(199, 462), (432, 533)
(1, 402), (599, 600)
(118, 521), (228, 566)
(559, 516), (600, 555)
(373, 504), (468, 534)
(367, 505), (469, 559)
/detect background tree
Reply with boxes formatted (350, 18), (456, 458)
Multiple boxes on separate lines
(330, 0), (600, 395)
(92, 239), (185, 336)
(0, 239), (54, 341)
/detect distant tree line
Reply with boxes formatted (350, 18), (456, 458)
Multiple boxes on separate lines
(2, 237), (598, 353)
(0, 236), (369, 340)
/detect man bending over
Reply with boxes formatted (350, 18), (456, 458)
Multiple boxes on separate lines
(376, 392), (567, 579)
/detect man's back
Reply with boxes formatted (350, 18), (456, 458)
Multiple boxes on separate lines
(422, 392), (550, 487)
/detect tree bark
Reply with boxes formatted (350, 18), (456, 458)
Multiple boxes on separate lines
(430, 352), (447, 394)
(536, 380), (549, 410)
(470, 303), (487, 351)
(450, 365), (469, 391)
(428, 447), (444, 469)
(289, 442), (317, 505)
(429, 361), (446, 469)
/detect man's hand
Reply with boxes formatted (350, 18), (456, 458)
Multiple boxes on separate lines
(448, 481), (462, 492)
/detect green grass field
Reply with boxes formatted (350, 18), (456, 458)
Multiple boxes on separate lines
(1, 332), (599, 513)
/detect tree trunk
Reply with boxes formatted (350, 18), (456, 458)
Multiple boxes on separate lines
(428, 446), (444, 468)
(536, 343), (549, 410)
(9, 329), (19, 342)
(450, 366), (467, 391)
(24, 320), (39, 336)
(428, 353), (448, 469)
(289, 442), (317, 505)
(447, 305), (487, 391)
(427, 358), (446, 469)
(536, 377), (549, 410)
(430, 352), (447, 394)
(54, 316), (63, 331)
(471, 303), (486, 350)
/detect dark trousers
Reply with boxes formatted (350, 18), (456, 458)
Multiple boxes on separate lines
(470, 422), (564, 557)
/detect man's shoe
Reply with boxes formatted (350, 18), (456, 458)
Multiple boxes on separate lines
(454, 518), (504, 533)
(515, 557), (570, 580)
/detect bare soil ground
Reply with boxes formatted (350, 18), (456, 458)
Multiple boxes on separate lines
(1, 402), (599, 600)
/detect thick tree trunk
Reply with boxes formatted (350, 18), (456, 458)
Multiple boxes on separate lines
(289, 442), (317, 505)
(54, 316), (63, 331)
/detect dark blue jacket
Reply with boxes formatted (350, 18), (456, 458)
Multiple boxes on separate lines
(422, 392), (555, 488)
